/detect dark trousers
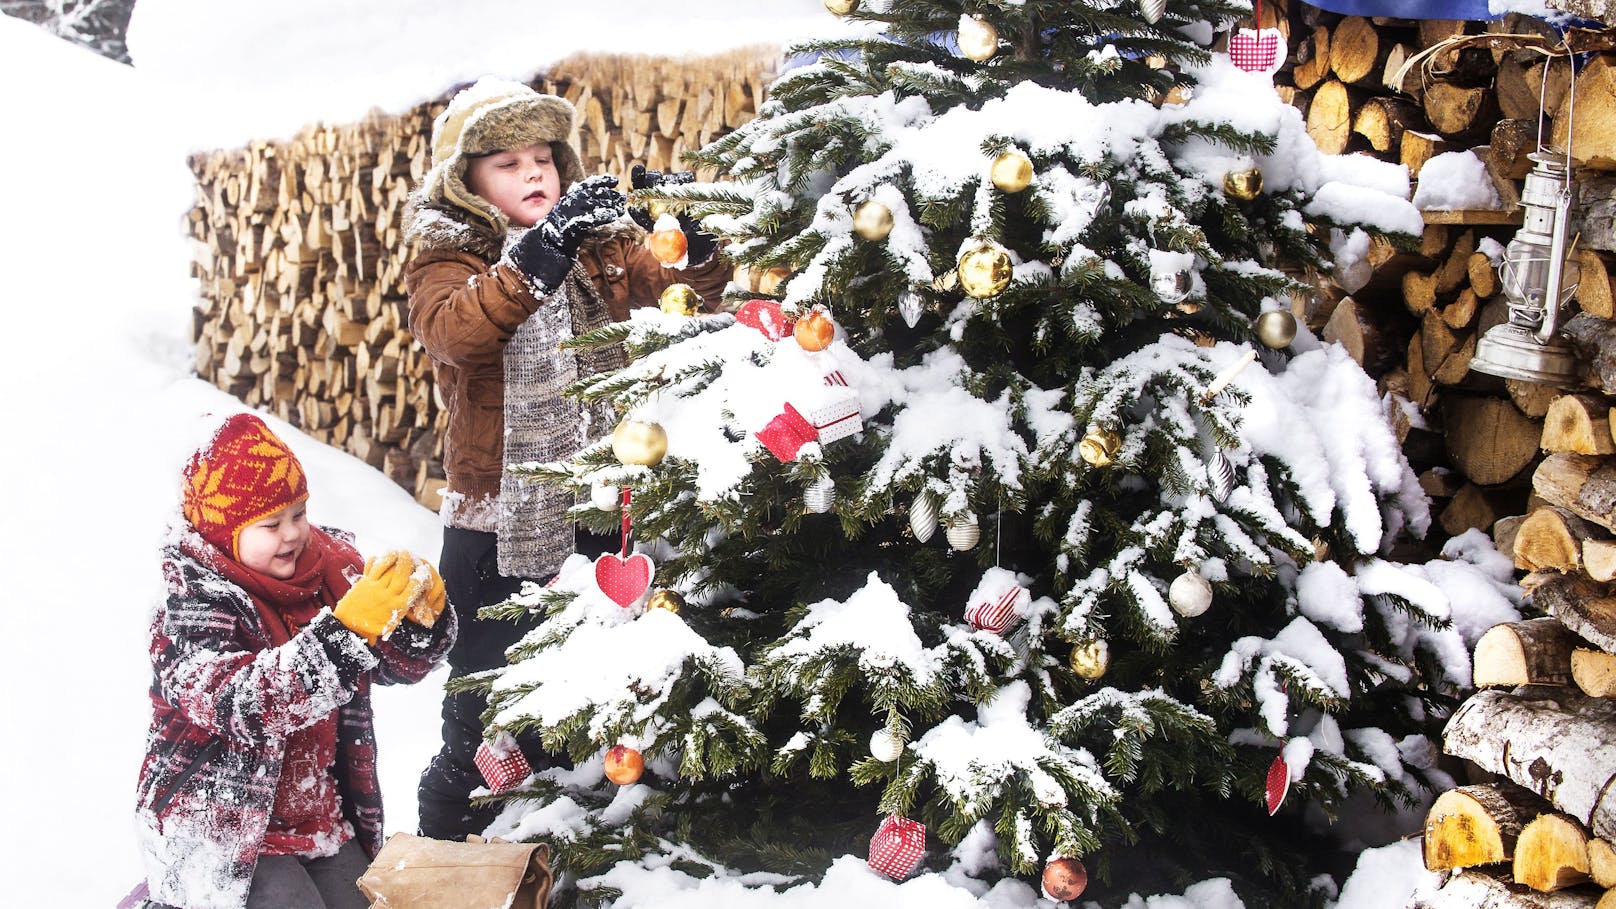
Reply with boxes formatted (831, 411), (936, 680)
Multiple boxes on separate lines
(150, 840), (370, 909)
(416, 526), (612, 841)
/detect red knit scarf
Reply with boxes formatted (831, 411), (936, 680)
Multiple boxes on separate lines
(182, 527), (361, 645)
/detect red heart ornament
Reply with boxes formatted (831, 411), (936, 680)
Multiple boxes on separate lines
(1228, 28), (1284, 74)
(736, 298), (795, 340)
(595, 552), (655, 607)
(1265, 753), (1290, 815)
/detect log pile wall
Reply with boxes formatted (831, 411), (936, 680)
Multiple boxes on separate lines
(185, 47), (778, 507)
(1269, 5), (1616, 548)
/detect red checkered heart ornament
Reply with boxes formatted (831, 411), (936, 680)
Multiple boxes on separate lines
(736, 298), (795, 340)
(1228, 27), (1284, 74)
(868, 815), (926, 880)
(1265, 753), (1290, 815)
(474, 732), (532, 793)
(595, 552), (655, 607)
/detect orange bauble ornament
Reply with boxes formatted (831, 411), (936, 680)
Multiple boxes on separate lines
(648, 227), (688, 264)
(603, 744), (644, 785)
(794, 308), (836, 352)
(1042, 857), (1088, 901)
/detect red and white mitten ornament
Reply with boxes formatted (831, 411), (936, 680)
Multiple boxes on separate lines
(736, 298), (794, 340)
(966, 583), (1028, 634)
(867, 815), (926, 880)
(474, 731), (532, 793)
(595, 552), (655, 607)
(755, 403), (819, 462)
(1265, 752), (1290, 815)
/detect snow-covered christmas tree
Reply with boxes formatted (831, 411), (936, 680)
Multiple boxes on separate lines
(473, 1), (1520, 905)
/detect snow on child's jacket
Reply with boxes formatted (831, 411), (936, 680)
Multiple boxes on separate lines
(133, 414), (455, 909)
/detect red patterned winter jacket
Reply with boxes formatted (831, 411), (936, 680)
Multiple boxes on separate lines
(134, 529), (455, 909)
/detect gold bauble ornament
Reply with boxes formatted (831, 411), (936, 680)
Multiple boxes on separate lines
(958, 240), (1013, 298)
(1079, 428), (1122, 467)
(659, 283), (702, 316)
(958, 14), (999, 62)
(853, 199), (894, 242)
(647, 589), (685, 614)
(647, 199), (672, 220)
(1222, 167), (1264, 201)
(1069, 639), (1110, 680)
(757, 266), (792, 296)
(611, 420), (668, 466)
(990, 150), (1033, 193)
(824, 0), (858, 14)
(1255, 310), (1298, 349)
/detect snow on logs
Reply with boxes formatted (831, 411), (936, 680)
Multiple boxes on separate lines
(185, 49), (775, 505)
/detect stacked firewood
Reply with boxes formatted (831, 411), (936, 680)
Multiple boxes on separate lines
(186, 47), (778, 506)
(1280, 9), (1616, 185)
(1278, 4), (1616, 546)
(1403, 385), (1616, 907)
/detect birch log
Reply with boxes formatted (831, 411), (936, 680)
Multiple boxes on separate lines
(1443, 688), (1616, 842)
(1408, 869), (1600, 908)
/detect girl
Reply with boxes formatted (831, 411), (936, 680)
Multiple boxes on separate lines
(134, 412), (456, 909)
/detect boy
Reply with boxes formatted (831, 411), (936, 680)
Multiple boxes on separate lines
(134, 412), (456, 909)
(404, 77), (728, 840)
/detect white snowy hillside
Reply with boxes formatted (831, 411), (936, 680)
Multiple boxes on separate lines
(0, 14), (443, 908)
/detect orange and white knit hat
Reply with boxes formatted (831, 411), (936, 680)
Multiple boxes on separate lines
(181, 413), (309, 559)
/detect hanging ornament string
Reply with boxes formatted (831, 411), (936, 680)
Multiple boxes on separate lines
(620, 487), (634, 557)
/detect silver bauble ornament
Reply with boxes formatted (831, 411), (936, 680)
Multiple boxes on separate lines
(805, 475), (835, 514)
(1256, 310), (1298, 349)
(870, 728), (904, 762)
(1140, 0), (1167, 24)
(1168, 569), (1213, 618)
(590, 483), (621, 511)
(910, 492), (940, 543)
(946, 516), (981, 551)
(1151, 266), (1193, 305)
(1208, 449), (1234, 502)
(899, 290), (923, 328)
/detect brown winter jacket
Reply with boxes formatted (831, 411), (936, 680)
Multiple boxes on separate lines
(404, 204), (730, 530)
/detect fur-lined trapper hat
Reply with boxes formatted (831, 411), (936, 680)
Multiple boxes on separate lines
(423, 77), (585, 232)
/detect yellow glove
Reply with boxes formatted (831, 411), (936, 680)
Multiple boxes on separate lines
(403, 556), (447, 628)
(333, 551), (413, 645)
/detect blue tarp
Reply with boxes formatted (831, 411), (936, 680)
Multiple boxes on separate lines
(1302, 0), (1501, 19)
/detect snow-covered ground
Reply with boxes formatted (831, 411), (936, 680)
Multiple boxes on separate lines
(0, 4), (1452, 906)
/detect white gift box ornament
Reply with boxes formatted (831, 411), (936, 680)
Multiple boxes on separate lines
(791, 379), (862, 446)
